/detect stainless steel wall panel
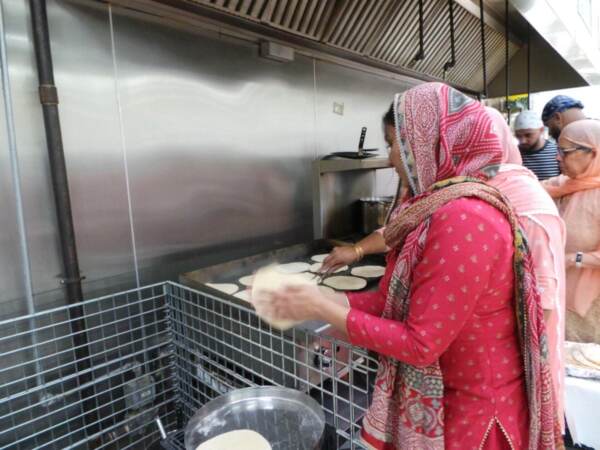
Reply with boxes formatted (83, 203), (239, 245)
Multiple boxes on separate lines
(1, 0), (138, 318)
(1, 0), (64, 314)
(110, 10), (317, 282)
(0, 0), (421, 320)
(0, 3), (25, 315)
(47, 1), (138, 292)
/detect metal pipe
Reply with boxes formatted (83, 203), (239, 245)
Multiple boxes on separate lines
(414, 0), (425, 62)
(0, 0), (44, 391)
(479, 0), (487, 98)
(28, 0), (98, 436)
(505, 0), (510, 124)
(443, 0), (456, 73)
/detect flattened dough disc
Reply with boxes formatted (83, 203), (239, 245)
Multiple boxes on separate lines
(234, 290), (252, 302)
(323, 276), (367, 291)
(318, 285), (335, 296)
(297, 272), (319, 283)
(309, 262), (348, 273)
(205, 283), (238, 295)
(274, 262), (310, 274)
(351, 265), (385, 278)
(251, 265), (315, 330)
(195, 429), (271, 450)
(310, 254), (329, 263)
(238, 275), (254, 287)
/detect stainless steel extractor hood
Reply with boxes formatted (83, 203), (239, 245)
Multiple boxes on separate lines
(115, 0), (522, 94)
(510, 0), (600, 85)
(109, 0), (594, 94)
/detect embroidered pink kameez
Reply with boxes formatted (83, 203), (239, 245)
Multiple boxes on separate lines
(347, 199), (529, 450)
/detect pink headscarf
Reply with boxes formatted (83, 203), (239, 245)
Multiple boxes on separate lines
(485, 107), (522, 164)
(486, 107), (566, 432)
(485, 107), (558, 216)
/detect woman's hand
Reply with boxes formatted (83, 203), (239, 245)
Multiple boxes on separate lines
(321, 247), (358, 272)
(268, 284), (327, 322)
(565, 253), (576, 268)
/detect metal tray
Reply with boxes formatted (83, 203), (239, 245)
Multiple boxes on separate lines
(184, 386), (325, 450)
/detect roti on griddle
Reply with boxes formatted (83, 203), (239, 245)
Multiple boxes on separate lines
(350, 265), (385, 278)
(274, 262), (310, 274)
(323, 276), (367, 291)
(238, 275), (254, 287)
(309, 262), (348, 273)
(205, 283), (239, 295)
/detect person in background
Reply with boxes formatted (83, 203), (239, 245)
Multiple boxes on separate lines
(269, 83), (562, 449)
(542, 95), (585, 141)
(514, 110), (561, 181)
(486, 107), (566, 432)
(544, 119), (600, 345)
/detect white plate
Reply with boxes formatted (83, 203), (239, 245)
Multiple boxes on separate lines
(323, 276), (367, 291)
(205, 283), (239, 295)
(351, 265), (386, 278)
(238, 275), (255, 287)
(274, 262), (310, 274)
(310, 254), (329, 263)
(309, 262), (348, 273)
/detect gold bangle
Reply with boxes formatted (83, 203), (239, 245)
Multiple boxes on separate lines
(353, 245), (364, 261)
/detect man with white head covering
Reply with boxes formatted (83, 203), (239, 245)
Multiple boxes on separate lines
(514, 109), (561, 180)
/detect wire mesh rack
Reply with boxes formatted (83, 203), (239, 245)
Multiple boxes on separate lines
(0, 282), (378, 450)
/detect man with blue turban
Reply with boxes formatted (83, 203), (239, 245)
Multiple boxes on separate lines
(542, 95), (586, 140)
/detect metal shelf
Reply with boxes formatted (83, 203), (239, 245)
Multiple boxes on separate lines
(315, 157), (391, 174)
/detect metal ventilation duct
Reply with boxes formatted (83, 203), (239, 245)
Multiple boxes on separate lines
(132, 0), (521, 93)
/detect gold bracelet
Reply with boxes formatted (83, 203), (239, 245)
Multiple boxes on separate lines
(353, 245), (364, 261)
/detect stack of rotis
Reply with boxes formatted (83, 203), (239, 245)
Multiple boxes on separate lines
(195, 430), (271, 450)
(567, 342), (600, 371)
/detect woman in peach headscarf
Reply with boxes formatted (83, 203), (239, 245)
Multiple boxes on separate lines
(544, 119), (600, 344)
(486, 107), (566, 431)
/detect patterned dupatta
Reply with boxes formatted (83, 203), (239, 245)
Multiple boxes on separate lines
(360, 83), (562, 450)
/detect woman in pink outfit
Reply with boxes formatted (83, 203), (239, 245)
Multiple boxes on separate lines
(268, 83), (562, 450)
(544, 119), (600, 344)
(486, 107), (566, 431)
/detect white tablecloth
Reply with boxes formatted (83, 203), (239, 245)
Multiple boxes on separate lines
(565, 376), (600, 449)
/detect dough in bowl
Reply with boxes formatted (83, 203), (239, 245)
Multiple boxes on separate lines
(195, 429), (271, 450)
(251, 265), (316, 330)
(323, 276), (367, 291)
(205, 283), (238, 295)
(351, 265), (386, 278)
